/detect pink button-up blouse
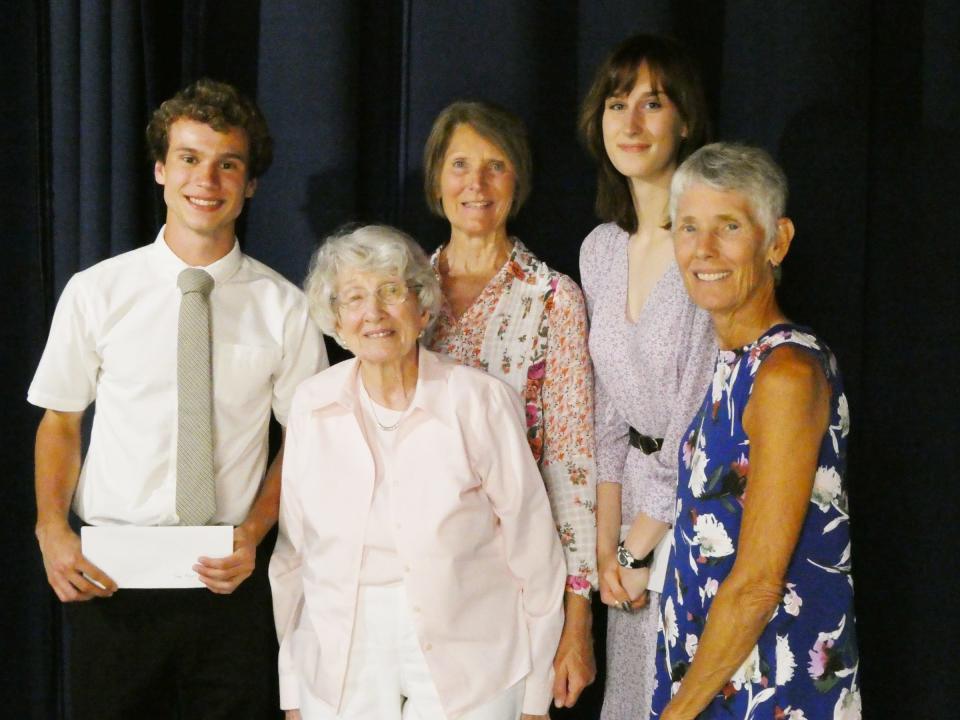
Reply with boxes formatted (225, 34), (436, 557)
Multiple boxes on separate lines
(269, 348), (565, 718)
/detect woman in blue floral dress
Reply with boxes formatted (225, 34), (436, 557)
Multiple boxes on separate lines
(650, 143), (860, 720)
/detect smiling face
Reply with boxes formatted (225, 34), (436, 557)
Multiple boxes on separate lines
(154, 118), (257, 248)
(602, 63), (687, 186)
(334, 269), (429, 369)
(438, 123), (516, 241)
(673, 183), (792, 330)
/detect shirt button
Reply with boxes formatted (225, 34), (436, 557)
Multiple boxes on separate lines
(412, 606), (421, 613)
(404, 565), (411, 573)
(424, 643), (432, 651)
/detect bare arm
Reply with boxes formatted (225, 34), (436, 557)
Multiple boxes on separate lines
(196, 431), (285, 594)
(661, 347), (829, 719)
(34, 409), (116, 601)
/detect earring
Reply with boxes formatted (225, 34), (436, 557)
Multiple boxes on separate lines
(769, 260), (783, 285)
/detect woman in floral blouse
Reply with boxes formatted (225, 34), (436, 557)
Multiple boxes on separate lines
(422, 101), (598, 712)
(651, 143), (859, 719)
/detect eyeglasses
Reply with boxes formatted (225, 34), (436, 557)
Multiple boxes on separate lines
(334, 281), (420, 313)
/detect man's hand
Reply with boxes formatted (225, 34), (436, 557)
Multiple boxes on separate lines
(195, 525), (256, 594)
(36, 522), (116, 602)
(552, 593), (596, 708)
(34, 409), (113, 602)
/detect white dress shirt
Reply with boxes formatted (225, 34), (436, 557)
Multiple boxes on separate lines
(28, 228), (326, 526)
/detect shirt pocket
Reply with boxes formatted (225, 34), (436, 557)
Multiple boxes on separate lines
(212, 342), (279, 408)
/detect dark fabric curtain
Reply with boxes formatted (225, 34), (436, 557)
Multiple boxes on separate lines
(4, 1), (958, 717)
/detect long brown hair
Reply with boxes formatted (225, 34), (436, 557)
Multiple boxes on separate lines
(579, 34), (710, 233)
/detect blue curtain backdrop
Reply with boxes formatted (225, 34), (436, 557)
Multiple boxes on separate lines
(3, 1), (958, 717)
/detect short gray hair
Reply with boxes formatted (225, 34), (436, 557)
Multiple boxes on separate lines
(670, 142), (788, 245)
(304, 224), (442, 348)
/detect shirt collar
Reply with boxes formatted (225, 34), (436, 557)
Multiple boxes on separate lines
(305, 348), (456, 427)
(150, 225), (243, 285)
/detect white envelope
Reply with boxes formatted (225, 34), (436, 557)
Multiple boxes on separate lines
(81, 525), (234, 589)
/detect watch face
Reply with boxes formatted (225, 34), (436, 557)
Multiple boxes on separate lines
(617, 545), (633, 568)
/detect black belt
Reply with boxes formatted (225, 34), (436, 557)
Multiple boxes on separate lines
(629, 428), (663, 455)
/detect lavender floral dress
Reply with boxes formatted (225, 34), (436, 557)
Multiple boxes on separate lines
(651, 324), (861, 719)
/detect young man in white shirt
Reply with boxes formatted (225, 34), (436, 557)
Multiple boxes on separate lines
(29, 78), (326, 719)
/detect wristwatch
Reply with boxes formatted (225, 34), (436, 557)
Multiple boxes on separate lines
(617, 541), (654, 569)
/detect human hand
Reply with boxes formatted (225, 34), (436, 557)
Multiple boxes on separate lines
(36, 521), (116, 602)
(284, 710), (301, 720)
(520, 715), (548, 720)
(599, 555), (634, 610)
(619, 566), (650, 610)
(552, 596), (596, 708)
(600, 554), (650, 612)
(195, 525), (256, 594)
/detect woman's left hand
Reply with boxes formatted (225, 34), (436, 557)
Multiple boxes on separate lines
(552, 594), (596, 707)
(618, 566), (650, 610)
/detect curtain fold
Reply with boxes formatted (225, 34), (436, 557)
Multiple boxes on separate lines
(6, 1), (958, 716)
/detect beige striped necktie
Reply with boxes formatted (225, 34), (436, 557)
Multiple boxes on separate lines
(176, 268), (216, 526)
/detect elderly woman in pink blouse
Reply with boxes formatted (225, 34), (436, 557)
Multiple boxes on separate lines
(269, 225), (564, 720)
(421, 101), (598, 712)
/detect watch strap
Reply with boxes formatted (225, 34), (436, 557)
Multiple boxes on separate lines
(617, 541), (654, 569)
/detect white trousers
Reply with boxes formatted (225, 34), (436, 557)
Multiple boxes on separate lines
(299, 584), (524, 720)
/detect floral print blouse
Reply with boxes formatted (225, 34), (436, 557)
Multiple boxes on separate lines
(651, 324), (860, 719)
(424, 239), (598, 597)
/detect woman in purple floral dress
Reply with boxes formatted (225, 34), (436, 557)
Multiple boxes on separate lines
(578, 34), (716, 720)
(651, 144), (859, 719)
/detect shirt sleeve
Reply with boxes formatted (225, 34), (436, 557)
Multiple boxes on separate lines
(271, 292), (327, 426)
(592, 372), (632, 488)
(269, 392), (308, 710)
(632, 306), (715, 525)
(540, 275), (598, 596)
(27, 273), (100, 411)
(476, 378), (566, 716)
(579, 230), (632, 491)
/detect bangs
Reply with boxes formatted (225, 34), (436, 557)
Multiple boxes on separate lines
(605, 56), (669, 100)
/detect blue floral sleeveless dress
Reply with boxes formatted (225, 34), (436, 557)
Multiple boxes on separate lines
(650, 324), (861, 719)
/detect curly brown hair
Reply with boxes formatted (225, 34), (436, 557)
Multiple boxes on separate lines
(146, 78), (274, 179)
(579, 35), (710, 233)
